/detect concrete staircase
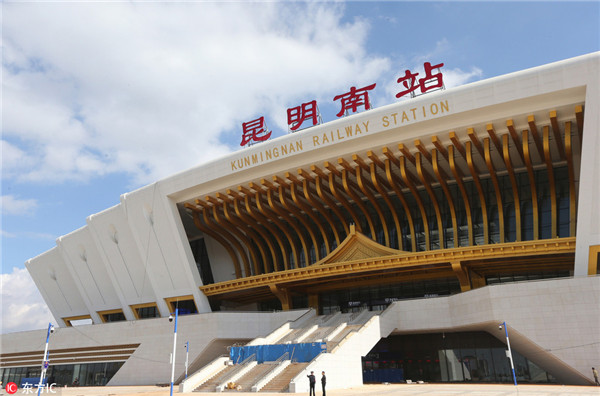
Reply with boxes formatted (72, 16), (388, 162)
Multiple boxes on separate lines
(222, 363), (273, 392)
(184, 307), (387, 393)
(194, 364), (237, 392)
(259, 362), (309, 392)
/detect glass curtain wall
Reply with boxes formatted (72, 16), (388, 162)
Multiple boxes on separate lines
(363, 332), (555, 384)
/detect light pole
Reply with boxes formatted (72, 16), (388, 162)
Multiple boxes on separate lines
(499, 321), (517, 386)
(185, 341), (189, 380)
(37, 323), (54, 396)
(169, 309), (178, 396)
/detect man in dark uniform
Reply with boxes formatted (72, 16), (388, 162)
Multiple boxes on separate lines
(307, 371), (316, 396)
(321, 371), (326, 396)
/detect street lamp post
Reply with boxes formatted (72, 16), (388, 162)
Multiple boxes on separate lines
(185, 341), (189, 380)
(169, 309), (178, 396)
(37, 323), (54, 396)
(500, 321), (517, 386)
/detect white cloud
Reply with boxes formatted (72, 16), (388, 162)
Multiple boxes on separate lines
(380, 39), (483, 104)
(1, 230), (17, 238)
(0, 267), (54, 334)
(2, 2), (391, 186)
(1, 194), (38, 216)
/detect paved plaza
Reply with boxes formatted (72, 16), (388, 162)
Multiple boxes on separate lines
(12, 384), (597, 396)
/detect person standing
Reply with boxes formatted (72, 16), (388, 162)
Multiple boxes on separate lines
(307, 371), (316, 396)
(593, 367), (599, 386)
(321, 371), (326, 396)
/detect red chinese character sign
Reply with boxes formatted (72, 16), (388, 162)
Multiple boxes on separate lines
(287, 100), (320, 131)
(240, 116), (272, 147)
(396, 62), (444, 99)
(333, 83), (376, 117)
(238, 61), (445, 147)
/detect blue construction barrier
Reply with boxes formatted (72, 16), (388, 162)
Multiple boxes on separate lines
(230, 342), (326, 364)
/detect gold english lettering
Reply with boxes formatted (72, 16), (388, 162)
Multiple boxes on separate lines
(281, 144), (288, 156)
(322, 133), (330, 144)
(337, 129), (344, 140)
(231, 161), (237, 171)
(345, 125), (353, 137)
(440, 100), (449, 113)
(362, 121), (369, 132)
(355, 123), (362, 134)
(266, 150), (272, 160)
(313, 135), (320, 146)
(410, 108), (417, 120)
(252, 154), (258, 164)
(296, 140), (303, 151)
(273, 147), (279, 158)
(401, 111), (409, 122)
(244, 156), (250, 167)
(382, 115), (389, 128)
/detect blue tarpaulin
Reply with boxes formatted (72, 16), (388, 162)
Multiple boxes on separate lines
(230, 342), (326, 364)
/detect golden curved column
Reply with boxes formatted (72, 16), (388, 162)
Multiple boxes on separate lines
(235, 190), (288, 272)
(483, 137), (505, 243)
(186, 205), (242, 278)
(219, 193), (277, 273)
(448, 145), (474, 246)
(502, 134), (522, 241)
(522, 130), (540, 240)
(297, 169), (343, 246)
(485, 124), (504, 160)
(273, 176), (321, 263)
(565, 121), (576, 236)
(197, 200), (253, 277)
(311, 168), (351, 236)
(364, 152), (404, 249)
(339, 158), (383, 244)
(464, 141), (489, 244)
(264, 181), (311, 267)
(317, 163), (363, 233)
(381, 148), (417, 252)
(399, 155), (431, 250)
(415, 152), (445, 249)
(286, 173), (332, 256)
(528, 115), (545, 160)
(432, 149), (459, 248)
(549, 111), (566, 160)
(218, 196), (265, 275)
(255, 189), (296, 270)
(506, 120), (525, 164)
(542, 125), (557, 238)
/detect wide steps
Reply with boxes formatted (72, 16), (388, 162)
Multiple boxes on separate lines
(273, 327), (305, 344)
(326, 324), (361, 351)
(223, 363), (273, 392)
(259, 362), (309, 393)
(194, 364), (237, 392)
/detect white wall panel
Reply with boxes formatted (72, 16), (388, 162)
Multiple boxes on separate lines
(121, 183), (210, 314)
(57, 227), (121, 322)
(26, 248), (88, 326)
(87, 205), (157, 306)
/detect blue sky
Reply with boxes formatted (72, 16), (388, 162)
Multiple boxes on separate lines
(1, 1), (599, 332)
